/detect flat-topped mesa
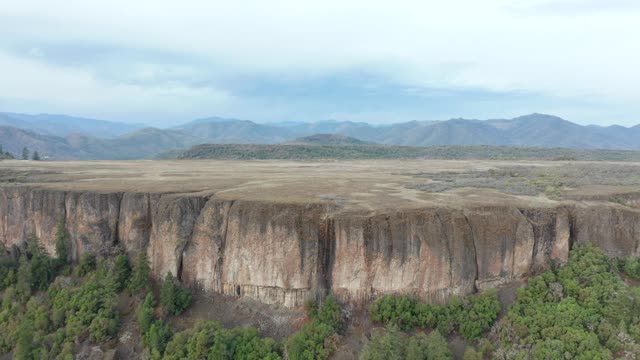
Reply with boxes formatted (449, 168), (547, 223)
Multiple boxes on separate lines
(2, 185), (640, 308)
(1, 160), (639, 307)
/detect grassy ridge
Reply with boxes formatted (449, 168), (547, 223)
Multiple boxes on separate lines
(159, 144), (640, 161)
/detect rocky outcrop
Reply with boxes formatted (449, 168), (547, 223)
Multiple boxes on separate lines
(1, 185), (639, 307)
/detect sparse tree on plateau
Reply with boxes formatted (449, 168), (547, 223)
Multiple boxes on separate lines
(22, 146), (29, 160)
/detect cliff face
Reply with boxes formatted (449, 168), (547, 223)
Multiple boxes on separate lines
(1, 185), (639, 307)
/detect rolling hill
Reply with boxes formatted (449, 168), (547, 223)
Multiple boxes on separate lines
(0, 112), (142, 138)
(0, 126), (209, 160)
(0, 112), (638, 159)
(157, 143), (640, 161)
(286, 134), (370, 145)
(173, 117), (291, 144)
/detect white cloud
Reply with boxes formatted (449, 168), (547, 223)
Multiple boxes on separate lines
(0, 0), (639, 124)
(0, 51), (233, 122)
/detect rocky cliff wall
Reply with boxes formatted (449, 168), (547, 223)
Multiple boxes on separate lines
(1, 185), (639, 307)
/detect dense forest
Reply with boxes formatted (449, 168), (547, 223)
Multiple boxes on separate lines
(158, 143), (640, 162)
(1, 220), (640, 359)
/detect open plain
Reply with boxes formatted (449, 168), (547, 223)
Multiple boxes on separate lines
(2, 159), (640, 210)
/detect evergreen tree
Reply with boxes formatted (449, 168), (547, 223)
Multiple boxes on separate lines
(160, 272), (191, 316)
(32, 151), (40, 161)
(24, 234), (55, 291)
(16, 257), (32, 302)
(54, 217), (68, 264)
(145, 320), (172, 355)
(77, 252), (96, 277)
(113, 255), (131, 291)
(137, 292), (156, 334)
(129, 251), (151, 294)
(359, 326), (406, 360)
(424, 330), (453, 359)
(14, 318), (35, 360)
(22, 147), (29, 160)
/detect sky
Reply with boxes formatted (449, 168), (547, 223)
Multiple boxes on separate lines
(0, 0), (639, 126)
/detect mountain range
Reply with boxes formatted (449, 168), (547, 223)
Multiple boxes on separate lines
(0, 112), (638, 160)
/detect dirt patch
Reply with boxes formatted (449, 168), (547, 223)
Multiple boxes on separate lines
(166, 292), (304, 341)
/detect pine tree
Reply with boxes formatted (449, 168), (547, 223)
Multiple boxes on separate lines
(114, 255), (131, 291)
(54, 217), (68, 263)
(160, 272), (177, 315)
(22, 146), (29, 160)
(129, 251), (151, 294)
(14, 318), (35, 359)
(137, 292), (156, 334)
(160, 272), (191, 316)
(32, 151), (40, 161)
(27, 234), (55, 290)
(16, 257), (32, 302)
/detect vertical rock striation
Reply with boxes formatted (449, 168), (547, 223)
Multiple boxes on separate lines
(1, 185), (639, 307)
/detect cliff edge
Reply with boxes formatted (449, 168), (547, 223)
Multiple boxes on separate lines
(1, 160), (639, 307)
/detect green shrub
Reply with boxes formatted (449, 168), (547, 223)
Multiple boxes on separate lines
(360, 326), (406, 360)
(620, 257), (640, 280)
(369, 291), (500, 340)
(458, 290), (501, 340)
(360, 328), (452, 360)
(159, 272), (191, 316)
(76, 252), (96, 277)
(288, 321), (336, 360)
(145, 320), (172, 355)
(314, 296), (343, 331)
(495, 244), (633, 358)
(163, 321), (282, 360)
(462, 347), (483, 360)
(0, 255), (120, 359)
(287, 296), (344, 360)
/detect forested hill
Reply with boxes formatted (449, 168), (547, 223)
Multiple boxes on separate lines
(157, 143), (640, 161)
(1, 112), (639, 160)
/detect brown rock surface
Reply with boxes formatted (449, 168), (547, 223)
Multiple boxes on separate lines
(0, 159), (639, 307)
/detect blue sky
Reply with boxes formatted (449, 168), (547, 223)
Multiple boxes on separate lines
(1, 0), (639, 126)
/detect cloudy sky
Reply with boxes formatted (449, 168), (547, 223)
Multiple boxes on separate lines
(1, 0), (639, 126)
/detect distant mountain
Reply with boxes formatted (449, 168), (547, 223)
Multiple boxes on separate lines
(285, 120), (377, 138)
(0, 126), (92, 159)
(0, 112), (142, 138)
(173, 117), (291, 144)
(485, 114), (638, 149)
(287, 133), (370, 145)
(70, 128), (209, 160)
(0, 125), (208, 160)
(1, 112), (639, 159)
(349, 113), (639, 149)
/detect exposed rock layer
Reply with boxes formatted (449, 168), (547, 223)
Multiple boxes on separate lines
(1, 185), (639, 307)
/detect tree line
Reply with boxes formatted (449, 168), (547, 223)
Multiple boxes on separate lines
(0, 144), (42, 160)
